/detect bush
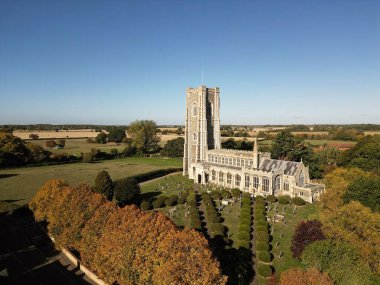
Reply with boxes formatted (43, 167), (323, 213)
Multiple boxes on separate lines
(266, 195), (277, 203)
(239, 224), (251, 233)
(278, 196), (289, 205)
(256, 225), (268, 233)
(140, 201), (151, 211)
(114, 178), (140, 206)
(242, 192), (251, 199)
(152, 199), (164, 209)
(255, 195), (265, 203)
(239, 218), (251, 226)
(256, 231), (269, 242)
(238, 231), (250, 241)
(164, 197), (176, 207)
(231, 188), (241, 198)
(256, 241), (270, 251)
(211, 223), (225, 234)
(255, 212), (266, 220)
(239, 240), (250, 249)
(242, 197), (251, 205)
(258, 264), (272, 278)
(258, 251), (271, 263)
(292, 197), (306, 206)
(255, 219), (268, 227)
(189, 218), (201, 230)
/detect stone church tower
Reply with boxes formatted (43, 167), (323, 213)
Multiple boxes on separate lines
(183, 85), (221, 175)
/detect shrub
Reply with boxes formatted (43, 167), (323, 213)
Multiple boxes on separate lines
(238, 231), (250, 241)
(255, 195), (265, 203)
(239, 218), (251, 226)
(231, 188), (241, 198)
(256, 241), (270, 251)
(189, 218), (202, 230)
(258, 264), (272, 278)
(255, 220), (268, 227)
(152, 199), (163, 209)
(256, 231), (269, 242)
(256, 225), (268, 233)
(212, 192), (221, 201)
(291, 220), (325, 259)
(242, 197), (251, 205)
(239, 240), (250, 249)
(140, 201), (151, 211)
(266, 195), (277, 203)
(239, 224), (251, 233)
(292, 197), (306, 206)
(255, 212), (266, 220)
(258, 251), (271, 263)
(114, 178), (140, 206)
(242, 192), (251, 199)
(211, 223), (225, 234)
(278, 196), (289, 205)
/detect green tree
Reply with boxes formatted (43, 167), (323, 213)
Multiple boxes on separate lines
(93, 171), (114, 201)
(302, 240), (380, 285)
(0, 132), (30, 166)
(342, 175), (380, 212)
(128, 120), (160, 153)
(107, 127), (126, 143)
(95, 132), (107, 144)
(161, 137), (184, 157)
(114, 177), (140, 206)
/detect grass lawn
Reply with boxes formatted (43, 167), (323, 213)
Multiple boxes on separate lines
(140, 173), (194, 227)
(0, 157), (182, 206)
(220, 202), (241, 248)
(305, 139), (356, 147)
(258, 202), (319, 284)
(32, 138), (129, 156)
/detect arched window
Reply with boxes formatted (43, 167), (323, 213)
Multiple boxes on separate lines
(299, 171), (305, 187)
(227, 173), (232, 184)
(284, 181), (289, 191)
(235, 174), (241, 187)
(212, 170), (216, 181)
(192, 103), (197, 116)
(219, 171), (224, 183)
(274, 176), (281, 190)
(245, 175), (250, 188)
(262, 177), (269, 192)
(193, 132), (197, 141)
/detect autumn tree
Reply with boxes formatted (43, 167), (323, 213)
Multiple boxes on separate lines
(93, 170), (113, 201)
(29, 133), (39, 140)
(291, 220), (325, 259)
(29, 179), (227, 285)
(128, 120), (160, 153)
(280, 267), (333, 285)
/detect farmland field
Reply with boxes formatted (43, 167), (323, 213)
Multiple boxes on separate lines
(305, 139), (356, 148)
(13, 129), (101, 139)
(0, 157), (182, 206)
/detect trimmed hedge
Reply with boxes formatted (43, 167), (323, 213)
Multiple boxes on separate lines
(238, 240), (250, 249)
(266, 195), (277, 203)
(256, 241), (270, 251)
(256, 225), (268, 233)
(258, 251), (271, 263)
(255, 195), (265, 203)
(292, 197), (306, 206)
(239, 218), (251, 226)
(278, 196), (289, 205)
(255, 212), (266, 220)
(255, 220), (268, 227)
(238, 231), (250, 241)
(239, 224), (251, 233)
(258, 264), (272, 278)
(242, 197), (251, 205)
(256, 231), (269, 242)
(177, 197), (185, 204)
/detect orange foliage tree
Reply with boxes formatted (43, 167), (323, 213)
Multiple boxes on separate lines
(280, 268), (333, 285)
(29, 179), (227, 285)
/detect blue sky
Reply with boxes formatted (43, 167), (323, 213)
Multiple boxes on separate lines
(0, 0), (379, 125)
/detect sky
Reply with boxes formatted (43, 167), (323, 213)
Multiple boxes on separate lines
(0, 0), (379, 125)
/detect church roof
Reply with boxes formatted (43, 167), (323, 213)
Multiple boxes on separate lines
(259, 158), (300, 176)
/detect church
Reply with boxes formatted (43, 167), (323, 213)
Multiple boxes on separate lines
(183, 85), (324, 203)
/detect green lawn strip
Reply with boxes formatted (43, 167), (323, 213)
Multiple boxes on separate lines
(220, 201), (241, 248)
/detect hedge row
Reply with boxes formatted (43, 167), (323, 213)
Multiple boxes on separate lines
(238, 193), (252, 249)
(121, 168), (182, 184)
(254, 195), (274, 275)
(202, 193), (225, 238)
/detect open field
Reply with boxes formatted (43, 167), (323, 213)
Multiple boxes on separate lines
(0, 157), (182, 206)
(13, 129), (101, 139)
(364, 131), (380, 135)
(32, 138), (128, 156)
(258, 202), (319, 284)
(305, 139), (357, 148)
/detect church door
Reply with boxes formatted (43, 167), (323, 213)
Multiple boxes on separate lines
(198, 174), (202, 184)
